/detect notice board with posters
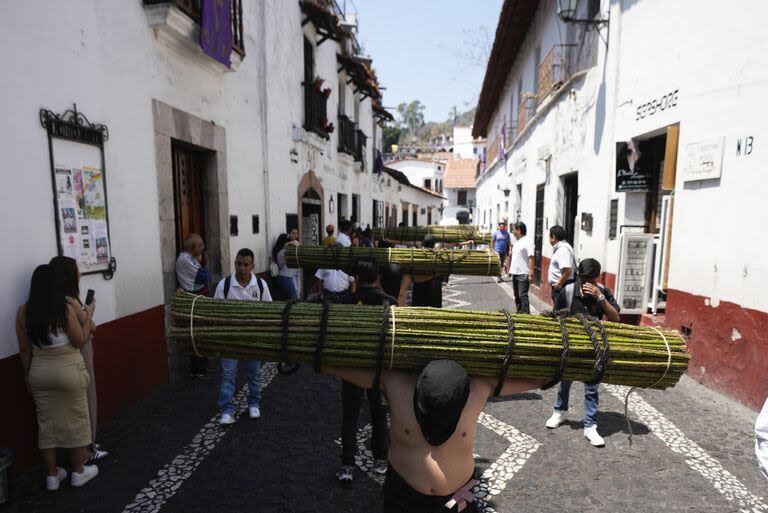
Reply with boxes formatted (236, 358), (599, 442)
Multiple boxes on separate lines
(41, 105), (115, 278)
(615, 141), (652, 192)
(616, 233), (655, 314)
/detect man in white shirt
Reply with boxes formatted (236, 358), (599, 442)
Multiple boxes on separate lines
(336, 220), (353, 248)
(214, 248), (272, 425)
(757, 395), (768, 480)
(510, 222), (534, 314)
(547, 225), (576, 303)
(315, 266), (354, 302)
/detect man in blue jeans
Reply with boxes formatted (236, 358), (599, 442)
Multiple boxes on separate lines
(545, 258), (620, 447)
(491, 221), (511, 282)
(213, 248), (273, 425)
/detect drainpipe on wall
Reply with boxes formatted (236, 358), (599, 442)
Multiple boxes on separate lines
(258, 0), (272, 268)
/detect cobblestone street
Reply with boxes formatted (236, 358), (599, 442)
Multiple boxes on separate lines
(10, 277), (766, 513)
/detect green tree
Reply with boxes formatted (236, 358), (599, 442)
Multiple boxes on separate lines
(382, 125), (404, 152)
(396, 100), (426, 139)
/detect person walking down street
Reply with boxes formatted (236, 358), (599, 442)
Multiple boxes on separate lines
(492, 221), (511, 282)
(323, 360), (544, 512)
(546, 258), (621, 447)
(273, 230), (301, 300)
(49, 256), (109, 465)
(547, 225), (576, 303)
(335, 257), (394, 484)
(16, 265), (99, 490)
(510, 222), (534, 314)
(322, 224), (337, 246)
(757, 395), (768, 480)
(214, 249), (272, 425)
(175, 233), (212, 378)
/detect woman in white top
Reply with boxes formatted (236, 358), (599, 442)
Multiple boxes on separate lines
(273, 229), (301, 299)
(16, 264), (99, 490)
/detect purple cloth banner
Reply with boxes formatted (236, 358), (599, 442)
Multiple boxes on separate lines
(200, 0), (233, 67)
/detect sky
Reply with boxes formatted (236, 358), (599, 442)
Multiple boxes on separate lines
(351, 0), (504, 123)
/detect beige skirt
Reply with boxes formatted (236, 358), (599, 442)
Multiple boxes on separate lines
(28, 344), (92, 449)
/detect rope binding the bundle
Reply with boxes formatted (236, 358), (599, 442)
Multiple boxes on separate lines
(494, 309), (517, 397)
(540, 310), (571, 390)
(373, 304), (392, 389)
(278, 299), (301, 375)
(313, 300), (332, 373)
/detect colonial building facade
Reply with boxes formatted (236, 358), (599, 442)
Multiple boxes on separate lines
(0, 0), (440, 473)
(473, 0), (768, 409)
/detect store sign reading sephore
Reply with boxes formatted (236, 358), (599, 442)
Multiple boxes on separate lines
(635, 89), (679, 121)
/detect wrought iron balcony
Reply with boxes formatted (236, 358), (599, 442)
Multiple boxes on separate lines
(537, 44), (576, 103)
(338, 114), (356, 155)
(304, 84), (330, 139)
(517, 95), (536, 136)
(144, 0), (245, 56)
(354, 129), (367, 163)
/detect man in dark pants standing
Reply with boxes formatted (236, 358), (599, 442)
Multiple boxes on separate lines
(336, 257), (393, 483)
(510, 222), (534, 314)
(547, 225), (576, 303)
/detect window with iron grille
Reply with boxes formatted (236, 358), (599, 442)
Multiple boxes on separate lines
(609, 198), (618, 239)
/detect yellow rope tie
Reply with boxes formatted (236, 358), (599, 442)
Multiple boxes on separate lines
(189, 294), (204, 357)
(623, 325), (673, 445)
(389, 306), (397, 369)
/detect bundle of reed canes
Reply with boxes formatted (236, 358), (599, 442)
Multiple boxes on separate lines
(169, 292), (689, 390)
(372, 225), (492, 244)
(284, 245), (501, 276)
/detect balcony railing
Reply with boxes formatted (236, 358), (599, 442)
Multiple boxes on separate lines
(304, 84), (330, 139)
(517, 95), (536, 136)
(537, 44), (576, 103)
(144, 0), (245, 56)
(338, 115), (356, 155)
(486, 137), (500, 168)
(354, 129), (367, 163)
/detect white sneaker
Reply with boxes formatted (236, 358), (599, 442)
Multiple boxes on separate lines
(46, 467), (67, 491)
(546, 410), (566, 429)
(71, 464), (99, 487)
(249, 406), (261, 419)
(584, 425), (605, 447)
(219, 413), (235, 425)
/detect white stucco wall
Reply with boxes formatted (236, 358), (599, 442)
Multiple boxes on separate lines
(0, 0), (400, 360)
(474, 0), (768, 315)
(386, 160), (438, 190)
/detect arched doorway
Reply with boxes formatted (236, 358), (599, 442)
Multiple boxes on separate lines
(300, 188), (322, 246)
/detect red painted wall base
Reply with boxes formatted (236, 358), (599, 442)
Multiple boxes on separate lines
(665, 289), (768, 411)
(0, 305), (167, 476)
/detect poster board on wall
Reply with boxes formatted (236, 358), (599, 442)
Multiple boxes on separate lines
(615, 141), (652, 192)
(616, 233), (655, 315)
(41, 106), (114, 278)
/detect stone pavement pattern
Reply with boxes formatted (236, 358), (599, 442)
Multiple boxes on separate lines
(9, 277), (766, 513)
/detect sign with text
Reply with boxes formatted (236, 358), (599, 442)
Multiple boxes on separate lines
(681, 137), (725, 182)
(615, 141), (652, 192)
(616, 234), (655, 315)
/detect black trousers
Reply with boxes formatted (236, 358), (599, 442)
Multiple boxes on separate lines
(383, 466), (478, 513)
(511, 274), (530, 314)
(189, 355), (209, 375)
(341, 380), (388, 465)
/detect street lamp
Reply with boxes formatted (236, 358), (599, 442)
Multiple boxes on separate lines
(329, 195), (335, 214)
(556, 0), (609, 25)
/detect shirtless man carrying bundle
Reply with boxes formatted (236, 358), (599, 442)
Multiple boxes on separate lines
(324, 361), (543, 512)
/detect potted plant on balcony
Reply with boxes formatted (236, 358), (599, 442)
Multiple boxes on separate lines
(322, 87), (332, 98)
(312, 76), (324, 89)
(320, 116), (335, 135)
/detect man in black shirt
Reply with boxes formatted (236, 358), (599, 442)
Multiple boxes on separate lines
(411, 235), (444, 308)
(335, 257), (395, 483)
(546, 258), (620, 448)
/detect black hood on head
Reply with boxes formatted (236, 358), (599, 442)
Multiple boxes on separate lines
(413, 360), (470, 446)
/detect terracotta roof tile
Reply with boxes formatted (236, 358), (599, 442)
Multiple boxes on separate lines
(444, 158), (479, 189)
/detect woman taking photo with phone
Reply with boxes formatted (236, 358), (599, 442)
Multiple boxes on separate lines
(50, 256), (108, 464)
(15, 264), (99, 490)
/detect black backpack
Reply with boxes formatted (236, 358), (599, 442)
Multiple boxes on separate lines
(223, 275), (264, 300)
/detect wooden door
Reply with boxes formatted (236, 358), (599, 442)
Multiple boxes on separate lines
(563, 174), (578, 245)
(172, 144), (205, 254)
(533, 184), (545, 285)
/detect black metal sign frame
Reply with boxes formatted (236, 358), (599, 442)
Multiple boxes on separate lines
(40, 103), (116, 279)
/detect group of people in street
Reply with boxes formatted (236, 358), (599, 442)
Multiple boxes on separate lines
(15, 257), (109, 491)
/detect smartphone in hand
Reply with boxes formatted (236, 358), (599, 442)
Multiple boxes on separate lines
(85, 289), (95, 306)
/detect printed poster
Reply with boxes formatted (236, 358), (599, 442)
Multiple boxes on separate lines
(53, 165), (111, 273)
